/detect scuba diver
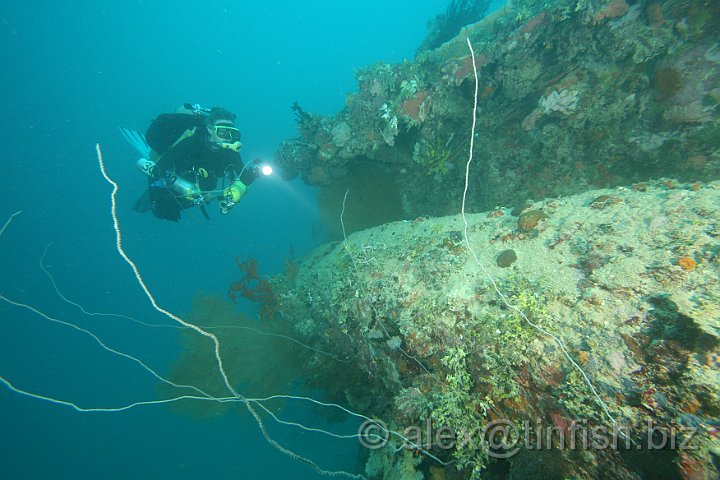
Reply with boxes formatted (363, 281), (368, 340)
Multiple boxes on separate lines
(121, 103), (270, 221)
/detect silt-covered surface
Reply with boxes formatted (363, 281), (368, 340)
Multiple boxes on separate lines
(273, 180), (719, 478)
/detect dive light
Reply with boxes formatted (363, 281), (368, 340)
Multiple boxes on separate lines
(239, 159), (273, 178)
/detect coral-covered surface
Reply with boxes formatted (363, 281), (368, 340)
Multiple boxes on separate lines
(276, 0), (720, 231)
(265, 0), (720, 476)
(272, 180), (720, 478)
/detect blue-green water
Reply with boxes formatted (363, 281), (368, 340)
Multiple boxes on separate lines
(0, 1), (484, 478)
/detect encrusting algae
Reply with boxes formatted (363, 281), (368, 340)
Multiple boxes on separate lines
(268, 179), (720, 478)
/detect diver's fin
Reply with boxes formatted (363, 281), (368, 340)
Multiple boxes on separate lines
(132, 190), (152, 213)
(119, 127), (151, 157)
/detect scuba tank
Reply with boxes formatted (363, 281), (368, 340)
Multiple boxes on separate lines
(136, 157), (201, 200)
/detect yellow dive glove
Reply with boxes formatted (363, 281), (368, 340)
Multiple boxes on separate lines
(220, 179), (248, 214)
(225, 179), (247, 202)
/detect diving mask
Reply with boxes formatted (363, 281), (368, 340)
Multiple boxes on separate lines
(213, 125), (241, 141)
(212, 124), (242, 151)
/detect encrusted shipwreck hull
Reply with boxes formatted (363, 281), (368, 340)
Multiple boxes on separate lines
(277, 0), (720, 230)
(273, 180), (719, 479)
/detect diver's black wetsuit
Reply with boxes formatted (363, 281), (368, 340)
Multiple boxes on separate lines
(138, 113), (255, 221)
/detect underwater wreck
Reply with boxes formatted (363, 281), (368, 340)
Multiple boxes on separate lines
(277, 0), (719, 236)
(264, 0), (719, 478)
(271, 179), (719, 479)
